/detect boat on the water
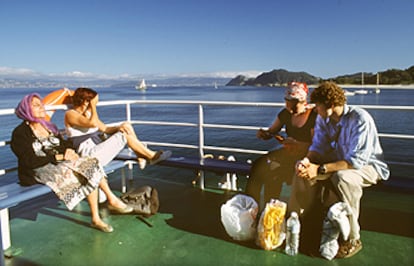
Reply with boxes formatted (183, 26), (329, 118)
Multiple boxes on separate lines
(136, 79), (147, 91)
(354, 89), (368, 95)
(0, 98), (413, 266)
(344, 90), (355, 96)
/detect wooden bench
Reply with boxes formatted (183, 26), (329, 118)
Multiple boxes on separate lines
(0, 159), (134, 262)
(116, 149), (252, 190)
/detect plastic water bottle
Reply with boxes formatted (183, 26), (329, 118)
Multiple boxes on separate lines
(285, 211), (300, 256)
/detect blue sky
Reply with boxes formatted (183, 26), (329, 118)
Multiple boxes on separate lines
(1, 0), (413, 80)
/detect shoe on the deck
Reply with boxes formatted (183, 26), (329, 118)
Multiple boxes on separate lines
(138, 158), (147, 170)
(107, 204), (134, 214)
(149, 150), (172, 165)
(336, 239), (362, 258)
(91, 222), (114, 233)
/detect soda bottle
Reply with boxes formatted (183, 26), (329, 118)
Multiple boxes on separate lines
(285, 211), (300, 256)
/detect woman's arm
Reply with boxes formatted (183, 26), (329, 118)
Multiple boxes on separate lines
(65, 94), (115, 134)
(257, 116), (283, 140)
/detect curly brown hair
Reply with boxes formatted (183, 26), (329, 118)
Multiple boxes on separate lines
(72, 87), (98, 107)
(310, 81), (346, 106)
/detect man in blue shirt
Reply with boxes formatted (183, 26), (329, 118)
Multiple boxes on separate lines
(289, 81), (389, 258)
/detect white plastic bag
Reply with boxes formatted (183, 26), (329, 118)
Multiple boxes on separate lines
(220, 194), (259, 241)
(256, 199), (287, 250)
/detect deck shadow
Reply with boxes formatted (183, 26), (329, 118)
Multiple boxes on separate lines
(9, 193), (59, 221)
(159, 184), (260, 249)
(122, 176), (260, 249)
(125, 176), (414, 243)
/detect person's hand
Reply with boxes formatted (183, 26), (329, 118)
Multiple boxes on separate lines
(296, 157), (319, 181)
(256, 128), (273, 140)
(90, 94), (99, 106)
(64, 148), (79, 161)
(295, 157), (310, 177)
(119, 122), (133, 135)
(307, 163), (319, 179)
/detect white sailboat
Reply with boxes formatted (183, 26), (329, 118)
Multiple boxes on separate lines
(354, 89), (368, 95)
(374, 73), (381, 94)
(136, 79), (147, 91)
(344, 90), (355, 96)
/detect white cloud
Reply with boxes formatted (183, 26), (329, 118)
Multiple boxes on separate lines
(49, 71), (134, 80)
(0, 66), (40, 77)
(49, 71), (101, 79)
(172, 70), (263, 78)
(0, 66), (260, 80)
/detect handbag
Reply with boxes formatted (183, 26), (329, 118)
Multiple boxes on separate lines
(121, 186), (159, 217)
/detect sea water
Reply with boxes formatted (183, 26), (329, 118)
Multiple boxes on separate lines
(1, 86), (414, 182)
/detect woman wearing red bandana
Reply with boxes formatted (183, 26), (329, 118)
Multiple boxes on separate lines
(245, 82), (317, 208)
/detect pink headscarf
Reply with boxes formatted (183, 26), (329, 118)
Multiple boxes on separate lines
(285, 82), (308, 102)
(15, 93), (59, 135)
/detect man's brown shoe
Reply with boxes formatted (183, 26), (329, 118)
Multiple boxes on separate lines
(336, 239), (362, 258)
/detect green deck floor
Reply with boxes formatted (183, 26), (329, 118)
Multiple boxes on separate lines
(4, 169), (414, 266)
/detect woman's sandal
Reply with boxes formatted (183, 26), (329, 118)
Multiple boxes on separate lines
(149, 150), (172, 165)
(107, 204), (134, 214)
(91, 222), (114, 233)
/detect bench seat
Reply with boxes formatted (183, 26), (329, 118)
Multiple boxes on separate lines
(115, 149), (251, 175)
(0, 160), (129, 210)
(159, 156), (251, 175)
(115, 148), (251, 191)
(0, 159), (132, 258)
(0, 183), (51, 210)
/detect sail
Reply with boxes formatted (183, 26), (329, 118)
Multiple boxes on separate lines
(136, 79), (147, 90)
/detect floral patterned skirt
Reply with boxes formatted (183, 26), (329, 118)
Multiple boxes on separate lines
(33, 157), (104, 210)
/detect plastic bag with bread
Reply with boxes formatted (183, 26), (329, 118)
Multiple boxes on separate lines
(256, 199), (287, 250)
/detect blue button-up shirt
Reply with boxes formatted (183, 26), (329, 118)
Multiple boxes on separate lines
(309, 105), (390, 180)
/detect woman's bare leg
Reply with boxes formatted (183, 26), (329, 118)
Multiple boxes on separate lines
(87, 189), (108, 226)
(121, 123), (156, 159)
(98, 178), (128, 209)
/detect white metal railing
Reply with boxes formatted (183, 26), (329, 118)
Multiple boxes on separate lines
(1, 100), (414, 168)
(106, 100), (414, 163)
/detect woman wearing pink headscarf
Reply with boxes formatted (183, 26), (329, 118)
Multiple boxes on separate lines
(11, 93), (133, 233)
(245, 82), (317, 208)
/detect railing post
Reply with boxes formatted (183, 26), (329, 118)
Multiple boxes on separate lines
(198, 104), (205, 190)
(198, 104), (204, 158)
(126, 102), (131, 122)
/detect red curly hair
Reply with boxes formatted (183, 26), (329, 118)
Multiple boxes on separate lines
(310, 81), (346, 107)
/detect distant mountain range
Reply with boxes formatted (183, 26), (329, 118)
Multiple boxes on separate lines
(226, 65), (414, 86)
(226, 69), (319, 86)
(333, 65), (414, 85)
(1, 65), (413, 89)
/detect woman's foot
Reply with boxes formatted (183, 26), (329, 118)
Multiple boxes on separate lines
(107, 199), (133, 214)
(108, 204), (133, 214)
(149, 150), (172, 165)
(138, 158), (147, 170)
(91, 220), (114, 233)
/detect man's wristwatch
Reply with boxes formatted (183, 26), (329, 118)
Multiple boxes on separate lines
(318, 164), (327, 174)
